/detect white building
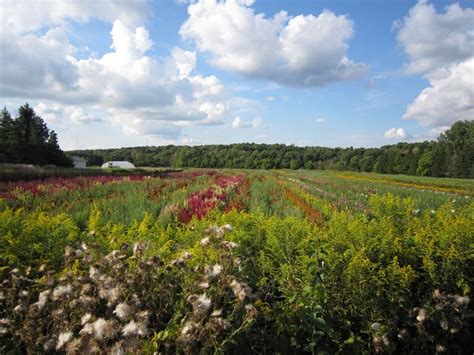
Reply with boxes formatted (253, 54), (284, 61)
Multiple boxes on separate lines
(101, 161), (136, 169)
(72, 156), (87, 169)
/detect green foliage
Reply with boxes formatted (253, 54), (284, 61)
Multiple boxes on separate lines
(0, 208), (79, 276)
(0, 104), (72, 167)
(0, 171), (472, 353)
(70, 121), (474, 178)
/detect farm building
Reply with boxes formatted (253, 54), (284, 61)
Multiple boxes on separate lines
(101, 161), (136, 169)
(72, 156), (87, 169)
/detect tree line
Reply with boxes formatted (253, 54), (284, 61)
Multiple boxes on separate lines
(0, 104), (71, 167)
(72, 120), (473, 178)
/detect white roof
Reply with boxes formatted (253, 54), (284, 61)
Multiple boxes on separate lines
(101, 161), (135, 169)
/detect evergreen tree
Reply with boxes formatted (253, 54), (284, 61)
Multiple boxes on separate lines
(0, 103), (72, 166)
(0, 107), (16, 163)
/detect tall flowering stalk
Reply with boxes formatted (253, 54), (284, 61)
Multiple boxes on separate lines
(177, 174), (245, 223)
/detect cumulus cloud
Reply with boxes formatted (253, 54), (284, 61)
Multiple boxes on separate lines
(427, 126), (450, 138)
(0, 27), (78, 98)
(396, 0), (474, 74)
(180, 0), (368, 87)
(0, 1), (249, 141)
(1, 0), (150, 34)
(315, 118), (327, 124)
(35, 102), (103, 125)
(403, 59), (474, 127)
(232, 116), (262, 129)
(172, 47), (196, 78)
(384, 127), (410, 140)
(397, 1), (474, 129)
(181, 136), (200, 145)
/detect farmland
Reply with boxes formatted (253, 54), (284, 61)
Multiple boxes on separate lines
(0, 169), (473, 354)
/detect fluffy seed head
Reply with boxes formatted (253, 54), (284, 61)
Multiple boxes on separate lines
(222, 224), (233, 232)
(56, 331), (73, 350)
(34, 290), (51, 311)
(113, 303), (133, 320)
(187, 293), (212, 313)
(210, 264), (222, 277)
(92, 318), (117, 340)
(122, 320), (147, 337)
(52, 285), (72, 300)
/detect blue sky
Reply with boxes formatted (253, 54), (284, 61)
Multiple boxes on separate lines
(1, 0), (473, 150)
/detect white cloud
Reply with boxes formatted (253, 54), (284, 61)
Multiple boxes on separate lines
(34, 102), (103, 126)
(396, 0), (474, 74)
(172, 47), (196, 78)
(0, 27), (79, 98)
(266, 96), (275, 101)
(232, 117), (245, 129)
(189, 75), (224, 98)
(0, 1), (252, 141)
(252, 117), (262, 128)
(1, 0), (150, 34)
(232, 116), (262, 129)
(256, 133), (266, 139)
(384, 127), (410, 140)
(180, 0), (368, 87)
(181, 136), (199, 145)
(403, 59), (474, 127)
(427, 126), (450, 138)
(315, 118), (327, 124)
(397, 1), (474, 130)
(198, 102), (227, 125)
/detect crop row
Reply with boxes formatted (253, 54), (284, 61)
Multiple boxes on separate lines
(0, 170), (473, 353)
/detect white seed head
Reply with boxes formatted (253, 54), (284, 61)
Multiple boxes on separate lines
(34, 290), (51, 311)
(453, 295), (469, 307)
(56, 331), (73, 350)
(122, 320), (147, 337)
(182, 251), (193, 260)
(89, 267), (100, 281)
(133, 242), (146, 257)
(181, 320), (197, 340)
(416, 308), (428, 323)
(211, 309), (222, 317)
(198, 281), (209, 289)
(210, 264), (222, 277)
(230, 279), (252, 301)
(92, 318), (117, 340)
(221, 241), (239, 249)
(52, 285), (72, 300)
(81, 313), (93, 325)
(113, 303), (133, 320)
(187, 293), (212, 313)
(222, 224), (233, 232)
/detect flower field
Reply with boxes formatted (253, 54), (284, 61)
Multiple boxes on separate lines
(0, 169), (473, 353)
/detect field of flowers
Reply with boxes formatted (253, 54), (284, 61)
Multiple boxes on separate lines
(0, 169), (473, 353)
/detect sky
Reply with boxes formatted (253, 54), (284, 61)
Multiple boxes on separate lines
(0, 0), (473, 150)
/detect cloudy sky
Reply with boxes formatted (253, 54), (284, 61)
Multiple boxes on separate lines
(0, 0), (473, 150)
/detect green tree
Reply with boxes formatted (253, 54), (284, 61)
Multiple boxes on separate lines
(1, 103), (71, 166)
(0, 107), (16, 163)
(440, 121), (474, 178)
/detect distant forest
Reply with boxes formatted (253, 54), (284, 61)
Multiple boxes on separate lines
(72, 120), (473, 178)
